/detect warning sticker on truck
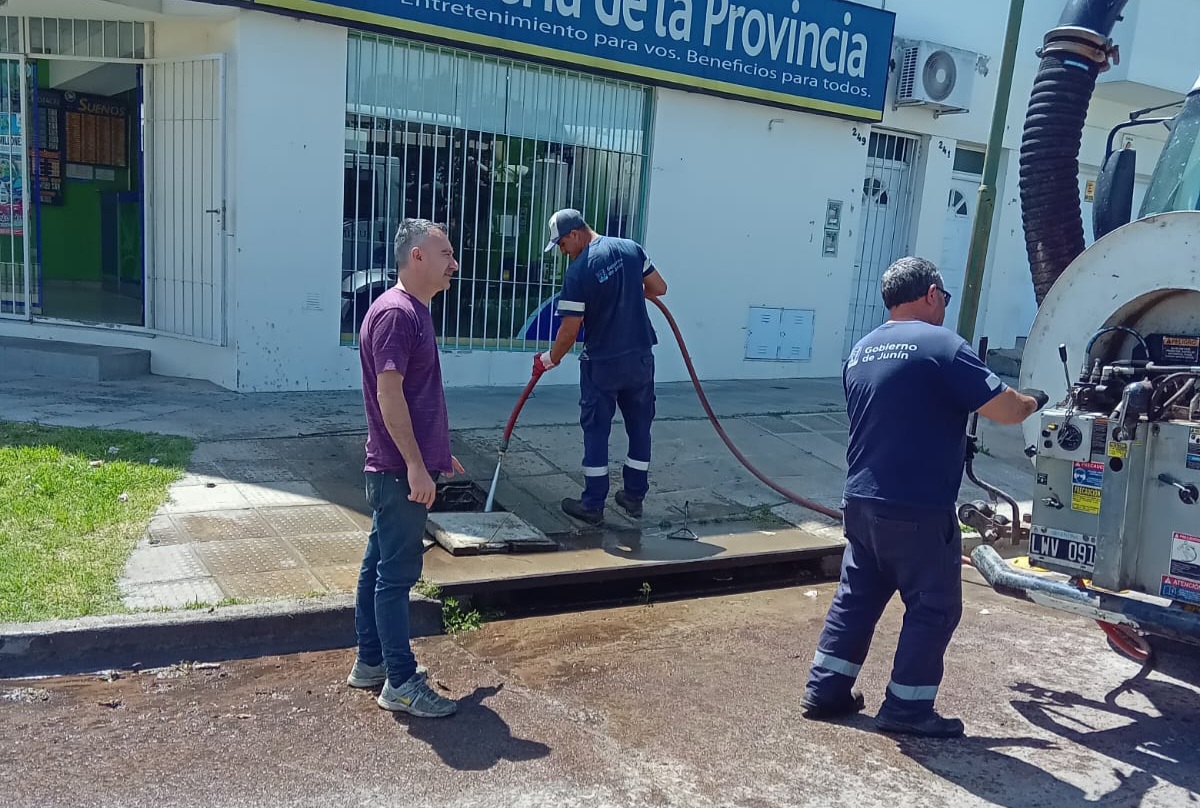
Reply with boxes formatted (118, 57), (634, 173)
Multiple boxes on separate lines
(1071, 485), (1101, 514)
(1162, 335), (1200, 363)
(1189, 428), (1200, 472)
(1070, 462), (1103, 514)
(1072, 461), (1104, 487)
(1170, 531), (1200, 583)
(1160, 575), (1200, 606)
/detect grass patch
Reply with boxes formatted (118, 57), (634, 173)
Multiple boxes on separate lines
(0, 422), (194, 623)
(414, 578), (487, 634)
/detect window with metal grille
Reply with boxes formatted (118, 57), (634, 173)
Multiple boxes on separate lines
(843, 131), (921, 356)
(342, 33), (652, 351)
(27, 18), (148, 60)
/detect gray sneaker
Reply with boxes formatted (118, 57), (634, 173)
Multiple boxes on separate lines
(377, 672), (458, 717)
(346, 659), (426, 688)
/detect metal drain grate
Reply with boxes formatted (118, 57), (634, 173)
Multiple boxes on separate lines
(433, 480), (501, 513)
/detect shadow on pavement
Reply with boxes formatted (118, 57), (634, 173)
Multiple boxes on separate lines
(1006, 670), (1200, 796)
(890, 663), (1200, 806)
(399, 684), (551, 771)
(894, 732), (1157, 807)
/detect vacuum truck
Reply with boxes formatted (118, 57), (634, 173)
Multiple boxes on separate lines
(967, 0), (1200, 666)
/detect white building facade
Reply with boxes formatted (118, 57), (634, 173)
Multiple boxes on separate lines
(0, 0), (1194, 392)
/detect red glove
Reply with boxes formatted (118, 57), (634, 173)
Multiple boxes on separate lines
(532, 351), (557, 376)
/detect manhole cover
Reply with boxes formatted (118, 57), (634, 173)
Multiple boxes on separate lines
(427, 512), (557, 556)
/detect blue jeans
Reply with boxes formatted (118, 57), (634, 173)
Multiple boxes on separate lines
(805, 499), (963, 719)
(355, 471), (430, 688)
(579, 352), (656, 510)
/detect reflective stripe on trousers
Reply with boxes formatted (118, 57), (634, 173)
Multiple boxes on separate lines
(579, 353), (656, 510)
(812, 650), (862, 679)
(804, 498), (962, 716)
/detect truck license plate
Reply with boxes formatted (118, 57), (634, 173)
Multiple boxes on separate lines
(1029, 526), (1096, 573)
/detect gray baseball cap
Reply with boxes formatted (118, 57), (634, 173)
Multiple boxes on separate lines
(543, 208), (587, 252)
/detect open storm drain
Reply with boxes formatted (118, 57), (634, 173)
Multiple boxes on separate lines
(432, 480), (498, 513)
(427, 480), (557, 556)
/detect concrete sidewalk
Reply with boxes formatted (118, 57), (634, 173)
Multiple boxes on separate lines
(0, 372), (1037, 611)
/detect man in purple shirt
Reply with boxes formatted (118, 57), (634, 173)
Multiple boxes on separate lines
(346, 218), (464, 718)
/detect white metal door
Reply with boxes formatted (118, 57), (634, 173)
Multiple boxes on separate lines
(144, 55), (226, 344)
(0, 55), (30, 321)
(940, 175), (979, 331)
(843, 132), (920, 355)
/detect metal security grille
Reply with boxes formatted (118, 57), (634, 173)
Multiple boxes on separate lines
(145, 56), (226, 344)
(0, 56), (29, 320)
(0, 17), (148, 58)
(27, 18), (148, 60)
(343, 33), (652, 350)
(843, 131), (921, 355)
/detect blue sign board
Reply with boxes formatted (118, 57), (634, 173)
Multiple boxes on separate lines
(252, 0), (896, 121)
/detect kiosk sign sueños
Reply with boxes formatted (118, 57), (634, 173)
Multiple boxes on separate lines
(253, 0), (896, 120)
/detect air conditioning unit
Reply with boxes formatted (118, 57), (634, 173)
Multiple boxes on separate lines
(895, 40), (979, 116)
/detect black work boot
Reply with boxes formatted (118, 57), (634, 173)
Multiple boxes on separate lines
(875, 710), (965, 738)
(801, 688), (865, 721)
(614, 490), (643, 519)
(561, 497), (603, 526)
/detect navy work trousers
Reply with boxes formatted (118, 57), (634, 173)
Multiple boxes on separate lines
(805, 498), (964, 719)
(579, 352), (656, 511)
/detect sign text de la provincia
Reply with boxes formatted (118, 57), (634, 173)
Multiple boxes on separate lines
(255, 0), (897, 120)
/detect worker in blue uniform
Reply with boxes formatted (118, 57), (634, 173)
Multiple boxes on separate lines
(531, 208), (668, 525)
(802, 256), (1048, 738)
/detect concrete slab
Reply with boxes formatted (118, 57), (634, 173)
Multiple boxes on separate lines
(215, 569), (328, 600)
(175, 462), (229, 487)
(427, 512), (558, 556)
(145, 514), (183, 546)
(212, 459), (303, 483)
(488, 450), (560, 478)
(310, 563), (361, 591)
(0, 335), (150, 381)
(192, 536), (304, 576)
(170, 509), (277, 543)
(286, 532), (369, 567)
(772, 430), (850, 471)
(334, 504), (374, 532)
(233, 481), (325, 508)
(120, 545), (209, 585)
(190, 440), (287, 464)
(741, 414), (816, 434)
(639, 487), (748, 527)
(258, 503), (359, 536)
(160, 483), (252, 514)
(422, 521), (844, 595)
(764, 476), (849, 512)
(119, 578), (226, 611)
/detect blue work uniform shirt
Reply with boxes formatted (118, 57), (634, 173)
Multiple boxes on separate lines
(842, 320), (1005, 511)
(555, 235), (657, 361)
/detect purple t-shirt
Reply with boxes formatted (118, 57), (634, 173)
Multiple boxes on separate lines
(359, 287), (452, 475)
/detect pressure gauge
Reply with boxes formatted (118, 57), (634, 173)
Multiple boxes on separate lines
(1058, 424), (1084, 452)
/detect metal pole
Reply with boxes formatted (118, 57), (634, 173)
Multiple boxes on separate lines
(956, 0), (1026, 345)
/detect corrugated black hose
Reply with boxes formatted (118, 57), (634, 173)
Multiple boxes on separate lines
(1020, 0), (1130, 305)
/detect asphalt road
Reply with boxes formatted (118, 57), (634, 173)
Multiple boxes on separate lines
(3, 580), (1198, 808)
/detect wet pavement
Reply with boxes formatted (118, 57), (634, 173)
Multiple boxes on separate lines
(1, 371), (1036, 610)
(2, 580), (1196, 808)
